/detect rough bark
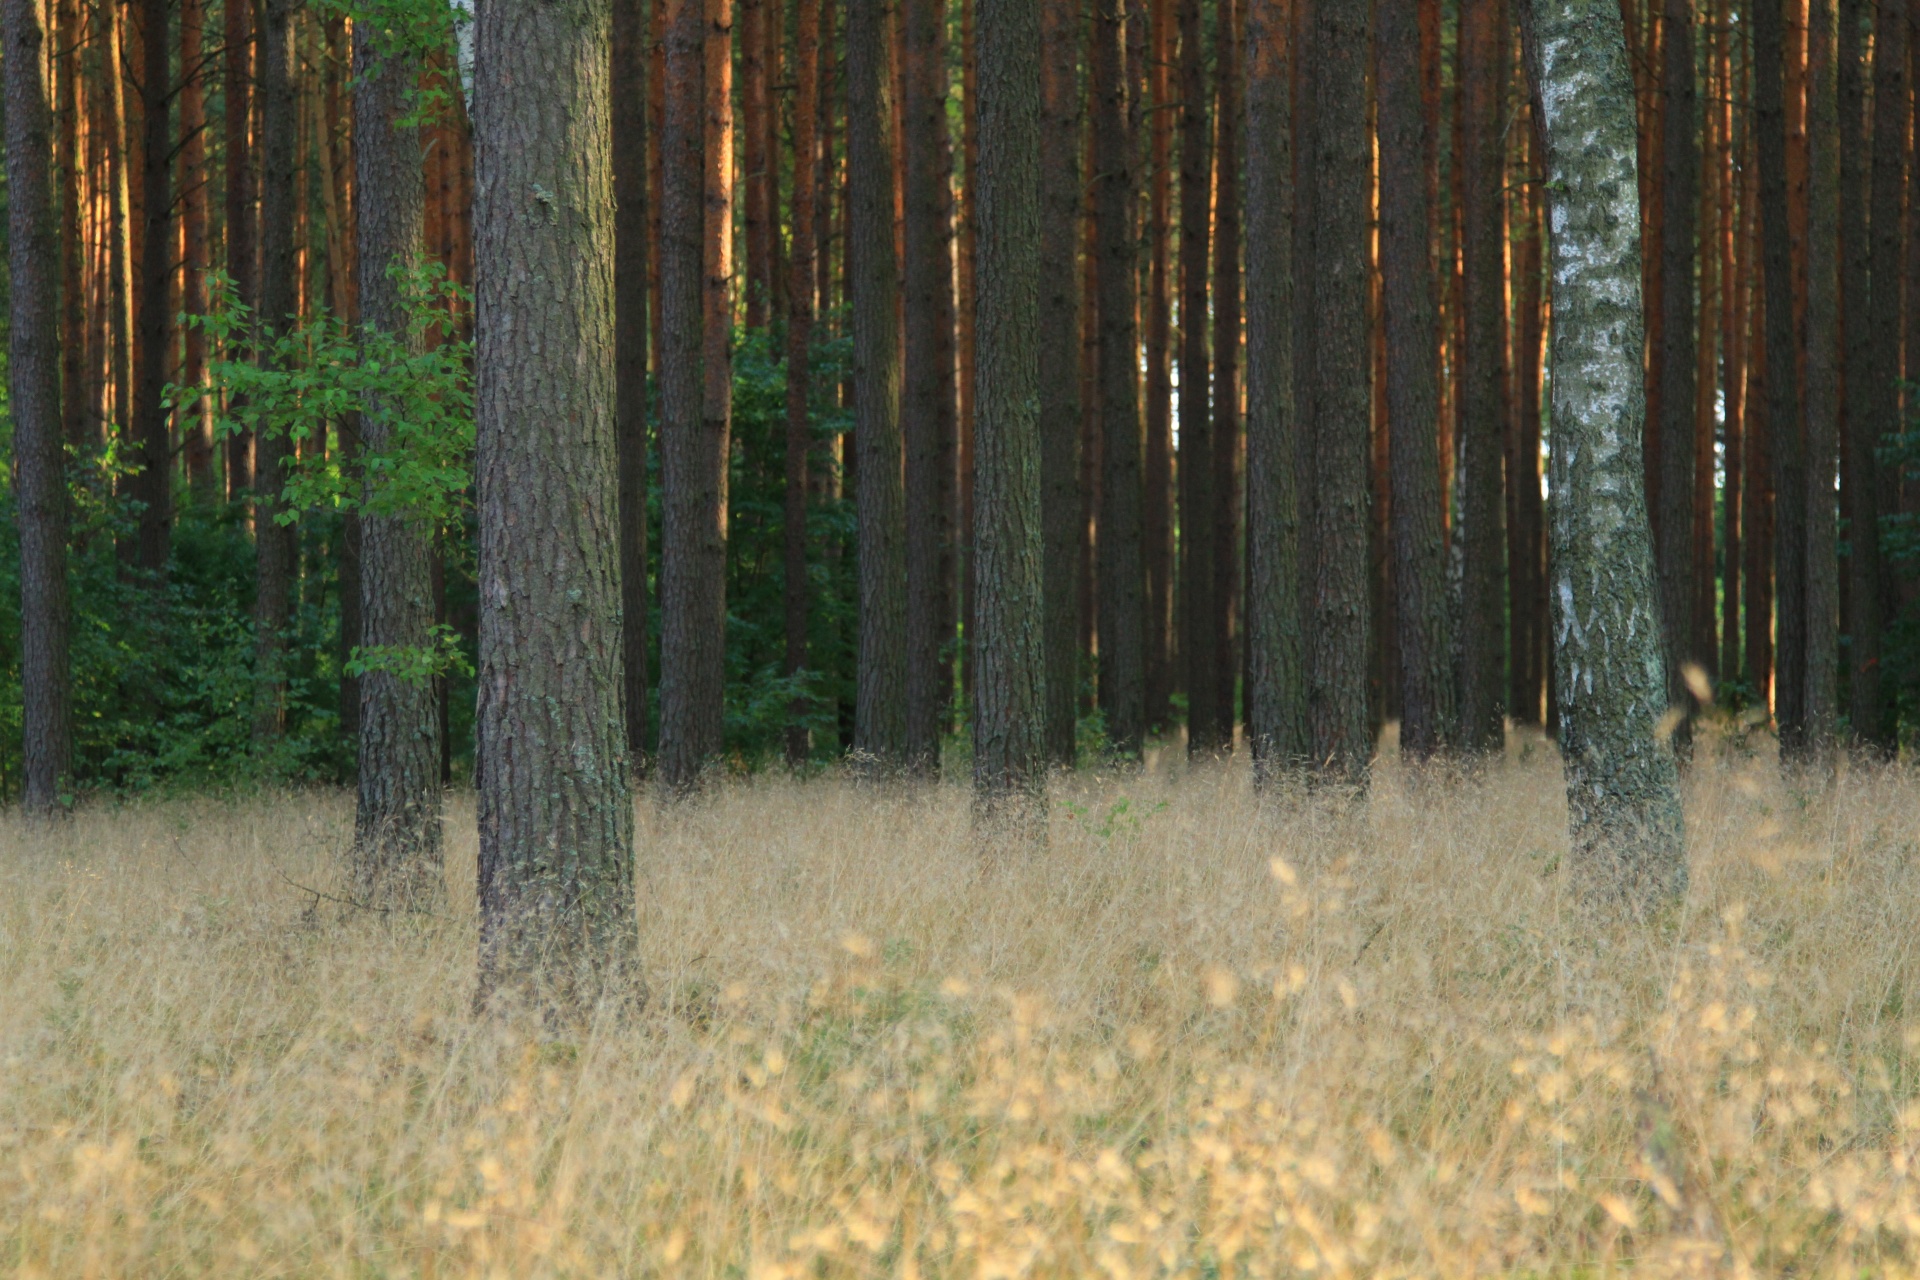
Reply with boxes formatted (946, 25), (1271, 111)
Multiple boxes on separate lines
(1837, 0), (1867, 720)
(1244, 0), (1306, 778)
(614, 0), (651, 770)
(1178, 0), (1218, 754)
(8, 0), (72, 814)
(785, 0), (820, 766)
(1094, 0), (1145, 757)
(472, 0), (637, 1014)
(349, 20), (443, 911)
(849, 0), (909, 766)
(971, 0), (1048, 821)
(1522, 0), (1686, 915)
(1039, 0), (1083, 764)
(1144, 0), (1173, 733)
(1377, 0), (1456, 759)
(903, 0), (958, 774)
(1212, 0), (1244, 747)
(1721, 0), (1746, 686)
(1307, 0), (1372, 785)
(1511, 112), (1549, 726)
(1804, 0), (1840, 760)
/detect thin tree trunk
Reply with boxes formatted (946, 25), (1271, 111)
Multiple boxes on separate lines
(1245, 0), (1305, 777)
(1038, 0), (1082, 765)
(103, 1), (133, 503)
(181, 0), (215, 499)
(849, 0), (909, 766)
(1655, 0), (1699, 738)
(1721, 0), (1745, 686)
(472, 0), (637, 1014)
(1094, 0), (1145, 756)
(223, 0), (256, 496)
(615, 0), (651, 768)
(1522, 0), (1686, 915)
(742, 0), (771, 328)
(134, 0), (172, 579)
(971, 0), (1047, 820)
(1838, 0), (1866, 711)
(1510, 105), (1548, 727)
(8, 0), (72, 814)
(785, 0), (819, 766)
(1143, 0), (1173, 733)
(1178, 0), (1217, 754)
(1804, 0), (1840, 759)
(1212, 0), (1243, 746)
(1690, 35), (1719, 690)
(1378, 0), (1455, 758)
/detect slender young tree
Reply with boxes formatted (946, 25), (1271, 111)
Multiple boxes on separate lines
(785, 0), (821, 765)
(1094, 0), (1145, 757)
(1308, 0), (1372, 784)
(472, 0), (637, 1013)
(614, 0), (651, 769)
(348, 18), (443, 910)
(1376, 0), (1456, 760)
(971, 0), (1048, 820)
(223, 0), (256, 496)
(1244, 0), (1306, 778)
(1522, 0), (1686, 915)
(7, 0), (73, 815)
(133, 0), (173, 577)
(1804, 0), (1840, 760)
(1178, 0), (1217, 753)
(1653, 0), (1699, 736)
(180, 0), (215, 497)
(1039, 0), (1083, 765)
(848, 0), (909, 765)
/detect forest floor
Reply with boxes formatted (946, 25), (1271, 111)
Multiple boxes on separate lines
(3, 726), (1919, 1276)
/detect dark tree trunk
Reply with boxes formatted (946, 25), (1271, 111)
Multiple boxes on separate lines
(1510, 110), (1549, 727)
(1307, 0), (1373, 784)
(1039, 0), (1082, 765)
(785, 0), (820, 766)
(1377, 0), (1456, 759)
(472, 0), (637, 1014)
(1244, 0), (1306, 776)
(1094, 0), (1145, 756)
(1722, 4), (1747, 688)
(1838, 0), (1867, 722)
(903, 0), (958, 774)
(657, 0), (728, 790)
(971, 0), (1048, 820)
(350, 20), (443, 911)
(1521, 0), (1686, 916)
(1805, 0), (1841, 757)
(615, 0), (651, 768)
(1143, 0), (1173, 734)
(56, 0), (84, 458)
(849, 0), (909, 766)
(133, 0), (172, 578)
(1654, 0), (1699, 741)
(251, 0), (301, 747)
(741, 0), (771, 328)
(1212, 0), (1244, 748)
(1178, 0), (1218, 754)
(1291, 0), (1321, 731)
(181, 0), (215, 499)
(1455, 0), (1507, 756)
(1756, 0), (1805, 746)
(223, 0), (256, 497)
(7, 0), (72, 814)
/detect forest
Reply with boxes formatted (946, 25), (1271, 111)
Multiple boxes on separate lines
(6, 0), (1920, 1272)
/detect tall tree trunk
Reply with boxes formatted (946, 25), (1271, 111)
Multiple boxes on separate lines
(134, 0), (173, 579)
(1655, 0), (1699, 738)
(903, 0), (958, 774)
(251, 0), (301, 747)
(741, 0), (771, 328)
(615, 0), (651, 768)
(785, 0), (819, 765)
(1307, 0), (1373, 785)
(472, 0), (636, 1014)
(1377, 0), (1456, 759)
(1522, 0), (1686, 916)
(103, 1), (134, 515)
(1756, 0), (1805, 743)
(1456, 0), (1507, 756)
(1721, 0), (1745, 687)
(1510, 107), (1548, 727)
(57, 0), (84, 456)
(657, 0), (727, 790)
(8, 0), (72, 814)
(1212, 0), (1244, 746)
(1689, 37), (1719, 690)
(349, 20), (443, 911)
(1178, 0), (1217, 753)
(971, 0), (1047, 819)
(1850, 0), (1905, 751)
(1245, 0), (1305, 777)
(1038, 0), (1082, 765)
(1143, 0), (1173, 733)
(223, 0), (256, 497)
(1804, 0), (1841, 758)
(1094, 0), (1145, 756)
(180, 0), (214, 498)
(1838, 0), (1867, 715)
(849, 0), (909, 766)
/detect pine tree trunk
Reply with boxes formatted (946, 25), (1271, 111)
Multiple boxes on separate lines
(1143, 0), (1174, 734)
(1455, 0), (1507, 756)
(1307, 0), (1373, 784)
(1244, 0), (1306, 777)
(1377, 0), (1456, 759)
(1038, 0), (1082, 765)
(657, 0), (727, 790)
(348, 20), (443, 911)
(1211, 0), (1244, 746)
(1689, 62), (1719, 689)
(1654, 0), (1699, 739)
(1837, 0), (1867, 716)
(1510, 112), (1549, 726)
(8, 0), (72, 814)
(1522, 0), (1686, 915)
(1177, 0), (1217, 754)
(180, 0), (214, 498)
(130, 0), (172, 577)
(472, 0), (637, 1014)
(251, 0), (301, 747)
(223, 0), (256, 496)
(783, 0), (819, 765)
(849, 0), (909, 766)
(614, 0), (651, 768)
(1804, 0), (1841, 758)
(1755, 0), (1805, 744)
(1093, 0), (1145, 757)
(741, 0), (771, 328)
(1721, 0), (1746, 686)
(903, 0), (958, 774)
(971, 0), (1048, 819)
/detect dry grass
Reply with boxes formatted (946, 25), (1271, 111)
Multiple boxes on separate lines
(5, 726), (1920, 1276)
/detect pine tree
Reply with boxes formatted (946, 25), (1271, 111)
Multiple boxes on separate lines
(1039, 0), (1083, 765)
(785, 0), (821, 765)
(614, 0), (651, 769)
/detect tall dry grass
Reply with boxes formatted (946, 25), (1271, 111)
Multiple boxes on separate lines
(4, 726), (1920, 1276)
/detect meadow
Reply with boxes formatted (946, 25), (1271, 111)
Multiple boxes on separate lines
(4, 727), (1920, 1277)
